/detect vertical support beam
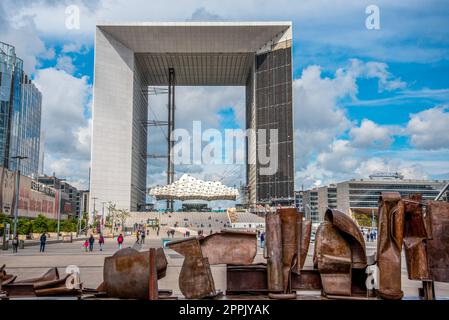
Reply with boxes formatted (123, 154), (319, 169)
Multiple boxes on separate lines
(148, 248), (159, 300)
(166, 68), (175, 212)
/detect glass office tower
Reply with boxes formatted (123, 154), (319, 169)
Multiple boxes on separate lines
(0, 41), (42, 177)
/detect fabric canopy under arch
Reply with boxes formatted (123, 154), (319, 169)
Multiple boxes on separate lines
(149, 174), (239, 201)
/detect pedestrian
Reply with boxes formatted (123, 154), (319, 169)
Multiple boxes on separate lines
(117, 233), (124, 249)
(157, 227), (160, 237)
(89, 234), (95, 252)
(39, 232), (47, 253)
(83, 239), (89, 252)
(12, 234), (19, 253)
(166, 230), (170, 238)
(99, 233), (105, 251)
(141, 230), (146, 244)
(136, 230), (140, 243)
(260, 232), (265, 248)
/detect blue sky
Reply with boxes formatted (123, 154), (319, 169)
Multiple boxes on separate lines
(1, 0), (448, 193)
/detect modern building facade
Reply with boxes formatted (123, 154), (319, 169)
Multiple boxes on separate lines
(317, 184), (337, 221)
(302, 189), (319, 222)
(38, 175), (80, 220)
(0, 41), (42, 177)
(91, 22), (294, 215)
(302, 176), (448, 222)
(336, 177), (447, 216)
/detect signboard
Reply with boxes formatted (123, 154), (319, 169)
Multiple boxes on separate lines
(0, 167), (59, 220)
(5, 223), (10, 241)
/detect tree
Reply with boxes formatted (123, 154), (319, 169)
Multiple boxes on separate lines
(17, 217), (32, 235)
(116, 209), (130, 231)
(60, 219), (77, 232)
(105, 202), (117, 229)
(32, 214), (49, 233)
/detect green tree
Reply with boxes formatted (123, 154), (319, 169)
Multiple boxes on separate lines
(32, 214), (49, 233)
(60, 219), (77, 232)
(47, 219), (58, 232)
(116, 209), (130, 231)
(17, 217), (32, 235)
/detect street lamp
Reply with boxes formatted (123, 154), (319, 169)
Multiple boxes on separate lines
(12, 155), (28, 242)
(54, 177), (66, 241)
(91, 196), (98, 233)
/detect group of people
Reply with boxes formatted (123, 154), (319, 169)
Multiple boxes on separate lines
(363, 229), (377, 242)
(83, 234), (105, 252)
(166, 229), (176, 238)
(135, 229), (146, 244)
(11, 232), (48, 254)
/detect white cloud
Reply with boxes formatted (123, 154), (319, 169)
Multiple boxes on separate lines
(294, 65), (353, 169)
(349, 119), (393, 149)
(406, 106), (449, 150)
(56, 55), (76, 74)
(34, 68), (92, 188)
(317, 140), (358, 173)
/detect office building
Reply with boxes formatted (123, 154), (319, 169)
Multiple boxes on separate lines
(0, 41), (42, 177)
(302, 174), (448, 222)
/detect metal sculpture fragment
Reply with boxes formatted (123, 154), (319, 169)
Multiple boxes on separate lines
(0, 267), (81, 297)
(313, 209), (367, 297)
(264, 208), (312, 298)
(377, 192), (405, 300)
(101, 247), (168, 299)
(402, 195), (449, 299)
(168, 230), (257, 299)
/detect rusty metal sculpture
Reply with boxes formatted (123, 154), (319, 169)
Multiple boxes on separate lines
(313, 209), (367, 297)
(168, 230), (257, 299)
(1, 267), (81, 297)
(264, 208), (313, 298)
(402, 195), (449, 299)
(425, 200), (449, 283)
(377, 192), (405, 300)
(101, 247), (167, 299)
(403, 194), (431, 281)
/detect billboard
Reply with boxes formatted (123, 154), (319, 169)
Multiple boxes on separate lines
(0, 167), (59, 219)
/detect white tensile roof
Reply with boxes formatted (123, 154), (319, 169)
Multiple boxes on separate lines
(149, 174), (239, 201)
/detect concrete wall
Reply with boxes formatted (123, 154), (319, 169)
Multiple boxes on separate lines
(90, 27), (137, 217)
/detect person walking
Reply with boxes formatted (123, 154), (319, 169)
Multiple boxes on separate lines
(156, 226), (160, 237)
(98, 234), (105, 251)
(12, 234), (19, 253)
(39, 232), (47, 253)
(260, 232), (265, 248)
(136, 230), (140, 243)
(83, 239), (89, 252)
(140, 230), (146, 244)
(117, 233), (124, 249)
(88, 234), (95, 252)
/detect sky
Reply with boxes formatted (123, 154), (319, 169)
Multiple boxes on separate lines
(1, 0), (449, 202)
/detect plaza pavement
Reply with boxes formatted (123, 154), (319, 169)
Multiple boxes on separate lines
(1, 227), (448, 299)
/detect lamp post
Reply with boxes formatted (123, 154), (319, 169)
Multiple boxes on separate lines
(12, 156), (28, 242)
(54, 177), (66, 241)
(101, 201), (106, 234)
(92, 196), (98, 233)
